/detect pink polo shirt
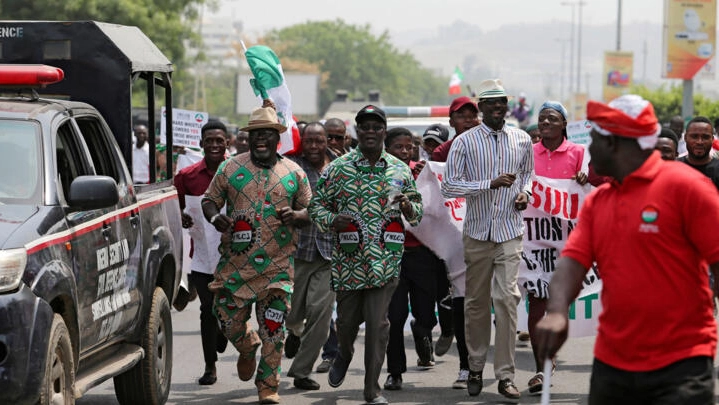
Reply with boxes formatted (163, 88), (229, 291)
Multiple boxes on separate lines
(533, 139), (585, 179)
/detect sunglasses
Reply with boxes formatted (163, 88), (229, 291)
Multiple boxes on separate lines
(249, 129), (278, 139)
(358, 122), (385, 132)
(327, 134), (345, 141)
(480, 97), (509, 106)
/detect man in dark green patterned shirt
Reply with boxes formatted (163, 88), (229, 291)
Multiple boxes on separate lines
(310, 105), (423, 405)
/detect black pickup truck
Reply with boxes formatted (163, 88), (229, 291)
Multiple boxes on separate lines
(0, 22), (183, 405)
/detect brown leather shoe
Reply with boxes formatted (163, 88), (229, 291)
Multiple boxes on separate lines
(258, 387), (281, 404)
(237, 344), (259, 381)
(498, 378), (521, 399)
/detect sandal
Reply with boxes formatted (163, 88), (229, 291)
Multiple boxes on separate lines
(528, 372), (544, 394)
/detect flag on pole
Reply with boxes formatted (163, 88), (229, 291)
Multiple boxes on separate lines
(448, 66), (463, 95)
(244, 45), (299, 155)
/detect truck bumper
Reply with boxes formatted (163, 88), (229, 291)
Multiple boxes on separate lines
(0, 284), (53, 405)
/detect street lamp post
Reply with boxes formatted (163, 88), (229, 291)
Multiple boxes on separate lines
(561, 0), (586, 119)
(616, 0), (622, 51)
(561, 1), (576, 100)
(555, 38), (568, 103)
(576, 1), (586, 96)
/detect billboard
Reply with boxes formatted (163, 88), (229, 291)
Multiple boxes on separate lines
(236, 72), (319, 115)
(567, 93), (588, 121)
(662, 0), (717, 79)
(602, 51), (633, 102)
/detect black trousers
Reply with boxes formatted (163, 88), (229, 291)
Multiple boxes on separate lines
(435, 261), (453, 336)
(589, 356), (714, 405)
(188, 271), (225, 366)
(452, 297), (469, 370)
(386, 245), (442, 375)
(322, 318), (339, 360)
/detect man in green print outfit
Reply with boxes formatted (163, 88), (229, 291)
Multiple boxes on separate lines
(202, 105), (312, 404)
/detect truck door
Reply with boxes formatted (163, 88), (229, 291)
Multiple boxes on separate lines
(74, 115), (142, 343)
(55, 121), (114, 351)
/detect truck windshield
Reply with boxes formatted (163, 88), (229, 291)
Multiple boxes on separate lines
(0, 121), (41, 202)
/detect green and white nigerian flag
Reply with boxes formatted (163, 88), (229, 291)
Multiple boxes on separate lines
(448, 66), (463, 95)
(244, 45), (296, 154)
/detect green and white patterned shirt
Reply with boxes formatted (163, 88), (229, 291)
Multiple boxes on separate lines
(204, 153), (312, 303)
(310, 148), (422, 291)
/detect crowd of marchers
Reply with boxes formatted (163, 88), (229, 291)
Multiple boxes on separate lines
(159, 78), (719, 405)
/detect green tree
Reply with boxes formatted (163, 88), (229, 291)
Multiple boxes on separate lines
(2, 0), (210, 64)
(188, 68), (239, 122)
(263, 20), (447, 114)
(1, 0), (214, 105)
(632, 83), (719, 123)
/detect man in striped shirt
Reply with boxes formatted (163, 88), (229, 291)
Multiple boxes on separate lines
(441, 79), (534, 400)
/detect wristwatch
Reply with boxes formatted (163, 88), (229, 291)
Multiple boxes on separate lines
(210, 213), (221, 225)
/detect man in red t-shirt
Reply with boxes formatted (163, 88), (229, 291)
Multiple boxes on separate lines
(431, 96), (480, 162)
(535, 95), (719, 404)
(174, 120), (230, 386)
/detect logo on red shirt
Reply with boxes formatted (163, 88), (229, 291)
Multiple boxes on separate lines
(641, 206), (658, 223)
(639, 206), (659, 233)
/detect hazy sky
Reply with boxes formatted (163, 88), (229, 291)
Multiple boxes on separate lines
(213, 0), (663, 36)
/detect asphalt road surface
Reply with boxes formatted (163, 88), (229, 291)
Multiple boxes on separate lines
(77, 300), (717, 404)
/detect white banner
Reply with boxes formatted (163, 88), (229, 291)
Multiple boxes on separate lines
(566, 120), (593, 146)
(160, 107), (209, 148)
(406, 162), (467, 295)
(412, 164), (602, 337)
(518, 176), (601, 337)
(184, 195), (222, 274)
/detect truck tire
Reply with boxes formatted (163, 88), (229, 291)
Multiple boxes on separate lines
(38, 314), (75, 405)
(114, 287), (172, 405)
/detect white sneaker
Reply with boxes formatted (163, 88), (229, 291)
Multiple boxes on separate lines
(452, 369), (469, 389)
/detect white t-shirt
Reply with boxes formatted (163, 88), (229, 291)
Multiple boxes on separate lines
(132, 142), (150, 183)
(677, 137), (688, 158)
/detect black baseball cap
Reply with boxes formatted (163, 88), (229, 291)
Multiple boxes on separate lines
(423, 124), (450, 144)
(355, 105), (386, 125)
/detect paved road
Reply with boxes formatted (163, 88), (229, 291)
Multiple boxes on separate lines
(78, 299), (602, 404)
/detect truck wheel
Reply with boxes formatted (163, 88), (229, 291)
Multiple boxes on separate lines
(114, 287), (172, 405)
(39, 314), (75, 405)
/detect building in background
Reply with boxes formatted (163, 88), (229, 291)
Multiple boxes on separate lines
(186, 16), (244, 70)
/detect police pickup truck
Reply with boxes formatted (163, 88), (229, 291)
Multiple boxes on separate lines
(0, 22), (183, 405)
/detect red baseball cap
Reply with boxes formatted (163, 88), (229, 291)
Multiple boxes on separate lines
(449, 96), (478, 114)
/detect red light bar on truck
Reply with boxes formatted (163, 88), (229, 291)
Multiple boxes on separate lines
(383, 106), (450, 117)
(0, 65), (64, 87)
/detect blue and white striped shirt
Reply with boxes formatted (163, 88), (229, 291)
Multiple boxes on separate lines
(441, 122), (534, 243)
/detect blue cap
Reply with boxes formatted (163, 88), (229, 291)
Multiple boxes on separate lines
(539, 101), (568, 120)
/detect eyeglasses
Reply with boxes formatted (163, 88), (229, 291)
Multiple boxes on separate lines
(327, 134), (345, 141)
(358, 122), (385, 132)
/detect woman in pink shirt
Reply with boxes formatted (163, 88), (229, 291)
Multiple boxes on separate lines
(527, 101), (588, 393)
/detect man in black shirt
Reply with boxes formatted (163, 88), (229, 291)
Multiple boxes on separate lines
(679, 116), (719, 190)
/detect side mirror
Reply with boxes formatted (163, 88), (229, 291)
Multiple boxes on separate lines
(68, 175), (119, 210)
